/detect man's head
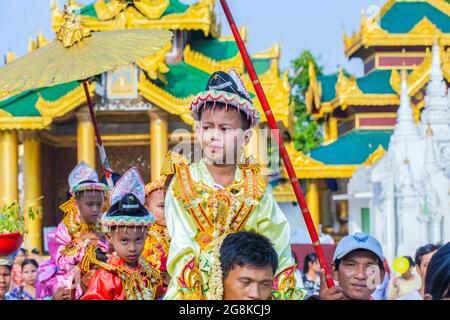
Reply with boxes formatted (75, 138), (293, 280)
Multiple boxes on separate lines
(424, 242), (450, 300)
(74, 188), (105, 225)
(331, 233), (385, 300)
(197, 102), (252, 165)
(0, 256), (12, 299)
(108, 226), (147, 267)
(415, 243), (441, 282)
(220, 231), (278, 300)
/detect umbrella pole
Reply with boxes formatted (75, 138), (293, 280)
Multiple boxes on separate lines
(219, 0), (334, 288)
(82, 81), (114, 189)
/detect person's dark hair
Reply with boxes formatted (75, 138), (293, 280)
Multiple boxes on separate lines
(18, 248), (28, 256)
(404, 255), (415, 268)
(21, 259), (38, 270)
(198, 102), (251, 130)
(0, 265), (12, 273)
(220, 231), (278, 280)
(31, 248), (40, 255)
(415, 243), (442, 267)
(303, 252), (318, 274)
(334, 249), (384, 271)
(74, 180), (103, 200)
(424, 242), (450, 300)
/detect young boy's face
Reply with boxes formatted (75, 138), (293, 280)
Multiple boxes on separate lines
(197, 106), (251, 165)
(75, 191), (105, 224)
(223, 264), (273, 300)
(145, 189), (165, 226)
(332, 249), (385, 300)
(109, 227), (147, 267)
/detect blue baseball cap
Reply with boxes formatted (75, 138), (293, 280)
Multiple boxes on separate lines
(333, 232), (384, 263)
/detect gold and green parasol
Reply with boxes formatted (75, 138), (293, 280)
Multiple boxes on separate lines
(0, 8), (173, 187)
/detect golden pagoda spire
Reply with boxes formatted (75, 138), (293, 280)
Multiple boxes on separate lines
(426, 123), (434, 137)
(5, 50), (16, 64)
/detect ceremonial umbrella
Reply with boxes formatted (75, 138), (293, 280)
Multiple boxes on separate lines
(0, 8), (172, 187)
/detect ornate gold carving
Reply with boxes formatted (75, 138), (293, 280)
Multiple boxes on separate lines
(35, 82), (96, 122)
(219, 25), (248, 43)
(56, 9), (92, 48)
(52, 0), (219, 37)
(361, 145), (386, 166)
(344, 11), (450, 57)
(178, 257), (204, 300)
(137, 42), (172, 80)
(305, 60), (321, 114)
(252, 42), (280, 60)
(271, 265), (307, 300)
(285, 142), (324, 167)
(138, 73), (194, 124)
(409, 17), (441, 36)
(183, 44), (244, 74)
(5, 51), (16, 64)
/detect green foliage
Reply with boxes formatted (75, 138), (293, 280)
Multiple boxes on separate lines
(289, 50), (324, 153)
(0, 203), (39, 234)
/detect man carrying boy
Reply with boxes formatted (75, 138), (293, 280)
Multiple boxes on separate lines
(163, 69), (302, 300)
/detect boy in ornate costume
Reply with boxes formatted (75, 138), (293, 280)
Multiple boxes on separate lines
(163, 69), (304, 300)
(81, 168), (162, 300)
(36, 162), (110, 300)
(142, 177), (171, 292)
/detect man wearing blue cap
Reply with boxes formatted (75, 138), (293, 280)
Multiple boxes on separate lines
(320, 232), (386, 300)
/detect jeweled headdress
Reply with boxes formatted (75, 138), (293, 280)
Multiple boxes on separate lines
(145, 176), (166, 197)
(190, 68), (260, 128)
(68, 161), (108, 195)
(101, 168), (154, 230)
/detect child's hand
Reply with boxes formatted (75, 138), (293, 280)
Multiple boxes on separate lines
(53, 287), (71, 300)
(79, 232), (100, 242)
(80, 269), (97, 292)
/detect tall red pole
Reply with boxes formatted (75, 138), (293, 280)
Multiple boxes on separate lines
(82, 81), (114, 189)
(219, 0), (334, 288)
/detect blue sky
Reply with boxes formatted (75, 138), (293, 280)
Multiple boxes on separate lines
(0, 0), (386, 76)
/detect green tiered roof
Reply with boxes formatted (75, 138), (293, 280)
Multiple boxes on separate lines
(381, 1), (450, 33)
(0, 81), (80, 117)
(311, 130), (392, 165)
(251, 58), (272, 74)
(79, 0), (189, 19)
(317, 70), (396, 103)
(162, 62), (210, 98)
(191, 39), (239, 61)
(318, 74), (338, 103)
(356, 70), (396, 94)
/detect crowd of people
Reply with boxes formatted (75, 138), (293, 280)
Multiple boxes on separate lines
(0, 68), (449, 301)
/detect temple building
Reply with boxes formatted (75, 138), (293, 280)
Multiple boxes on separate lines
(303, 0), (450, 245)
(348, 44), (450, 262)
(0, 0), (295, 252)
(3, 0), (449, 254)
